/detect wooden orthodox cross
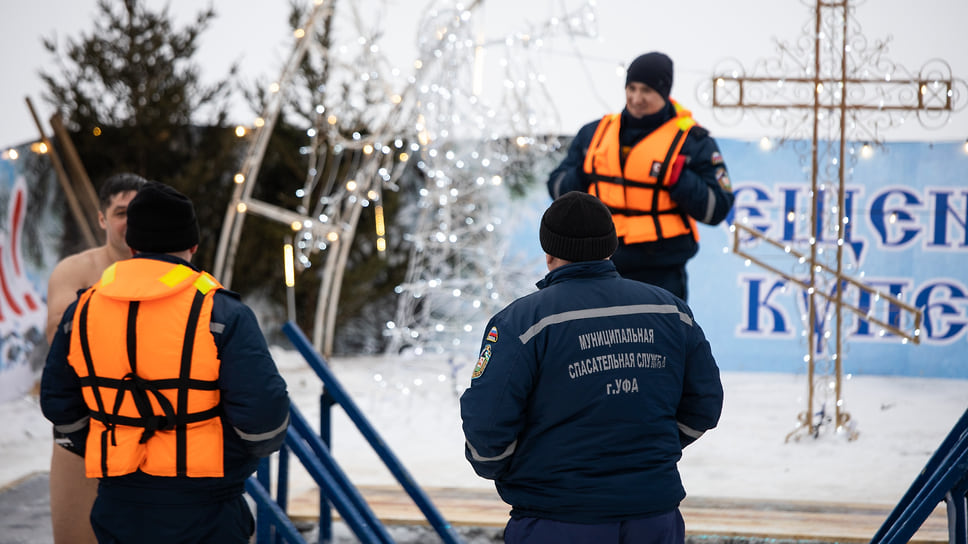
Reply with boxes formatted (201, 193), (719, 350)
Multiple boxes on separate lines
(706, 0), (964, 439)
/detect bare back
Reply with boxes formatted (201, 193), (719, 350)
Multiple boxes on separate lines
(45, 246), (118, 344)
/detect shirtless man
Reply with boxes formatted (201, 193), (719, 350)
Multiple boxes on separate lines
(44, 172), (147, 544)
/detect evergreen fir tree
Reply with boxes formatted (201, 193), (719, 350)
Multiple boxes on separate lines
(39, 0), (248, 275)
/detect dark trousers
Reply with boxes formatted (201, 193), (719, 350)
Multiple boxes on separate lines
(616, 264), (688, 301)
(504, 509), (685, 544)
(91, 492), (253, 544)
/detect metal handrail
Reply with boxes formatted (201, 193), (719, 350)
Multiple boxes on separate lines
(248, 321), (463, 543)
(281, 321), (463, 544)
(869, 407), (968, 544)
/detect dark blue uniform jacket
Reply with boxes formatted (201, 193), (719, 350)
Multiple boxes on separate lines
(460, 260), (723, 524)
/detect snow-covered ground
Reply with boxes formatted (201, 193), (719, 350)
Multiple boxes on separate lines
(3, 345), (967, 509)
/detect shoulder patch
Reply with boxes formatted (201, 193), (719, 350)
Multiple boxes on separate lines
(471, 344), (492, 379)
(486, 326), (499, 343)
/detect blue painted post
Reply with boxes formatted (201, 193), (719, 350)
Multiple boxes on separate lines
(246, 477), (307, 544)
(275, 445), (290, 544)
(256, 457), (272, 543)
(318, 390), (334, 544)
(946, 479), (967, 544)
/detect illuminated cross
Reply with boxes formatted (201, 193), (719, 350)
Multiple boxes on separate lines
(705, 0), (965, 439)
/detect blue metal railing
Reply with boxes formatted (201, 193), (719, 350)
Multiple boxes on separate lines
(246, 321), (463, 543)
(870, 407), (968, 544)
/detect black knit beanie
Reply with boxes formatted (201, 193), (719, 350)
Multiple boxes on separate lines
(540, 192), (618, 262)
(626, 51), (674, 100)
(125, 182), (200, 253)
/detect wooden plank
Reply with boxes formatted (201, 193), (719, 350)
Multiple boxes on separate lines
(288, 485), (949, 542)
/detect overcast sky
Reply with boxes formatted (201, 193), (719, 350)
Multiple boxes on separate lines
(2, 0), (967, 148)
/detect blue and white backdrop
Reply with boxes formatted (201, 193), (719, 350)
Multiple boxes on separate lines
(1, 138), (966, 403)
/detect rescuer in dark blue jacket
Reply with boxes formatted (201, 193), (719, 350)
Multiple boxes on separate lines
(460, 191), (723, 544)
(547, 52), (735, 301)
(41, 183), (290, 544)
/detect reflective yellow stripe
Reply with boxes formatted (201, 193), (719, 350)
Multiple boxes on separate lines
(100, 263), (117, 286)
(159, 265), (194, 287)
(193, 273), (218, 295)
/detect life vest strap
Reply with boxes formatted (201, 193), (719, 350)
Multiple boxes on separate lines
(89, 405), (222, 430)
(177, 290), (207, 476)
(79, 376), (219, 391)
(611, 207), (696, 218)
(588, 173), (662, 191)
(651, 129), (689, 240)
(76, 291), (113, 477)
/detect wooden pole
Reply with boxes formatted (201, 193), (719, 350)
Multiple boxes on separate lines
(49, 113), (102, 244)
(25, 97), (97, 249)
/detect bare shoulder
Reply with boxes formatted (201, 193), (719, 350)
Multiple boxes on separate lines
(48, 247), (110, 291)
(46, 247), (114, 342)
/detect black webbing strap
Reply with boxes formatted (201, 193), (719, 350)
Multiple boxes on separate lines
(89, 405), (221, 428)
(79, 376), (218, 390)
(126, 301), (139, 372)
(176, 290), (206, 476)
(101, 301), (141, 448)
(589, 115), (616, 201)
(650, 129), (687, 239)
(119, 299), (175, 444)
(77, 291), (112, 477)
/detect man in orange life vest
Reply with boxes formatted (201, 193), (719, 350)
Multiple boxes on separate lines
(41, 182), (290, 543)
(547, 51), (735, 301)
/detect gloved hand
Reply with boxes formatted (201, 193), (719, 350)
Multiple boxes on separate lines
(667, 155), (687, 186)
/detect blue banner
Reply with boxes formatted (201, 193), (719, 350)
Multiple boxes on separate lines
(690, 139), (968, 378)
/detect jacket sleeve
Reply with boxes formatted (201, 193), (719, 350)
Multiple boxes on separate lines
(40, 301), (90, 454)
(546, 121), (600, 199)
(213, 293), (290, 458)
(669, 127), (735, 226)
(676, 314), (724, 448)
(459, 315), (535, 480)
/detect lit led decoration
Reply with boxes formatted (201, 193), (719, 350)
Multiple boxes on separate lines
(385, 1), (598, 358)
(213, 0), (600, 363)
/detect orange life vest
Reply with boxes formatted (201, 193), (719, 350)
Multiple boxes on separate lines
(584, 102), (700, 244)
(68, 259), (225, 478)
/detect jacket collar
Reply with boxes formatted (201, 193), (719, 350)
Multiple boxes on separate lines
(132, 252), (199, 272)
(536, 260), (619, 290)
